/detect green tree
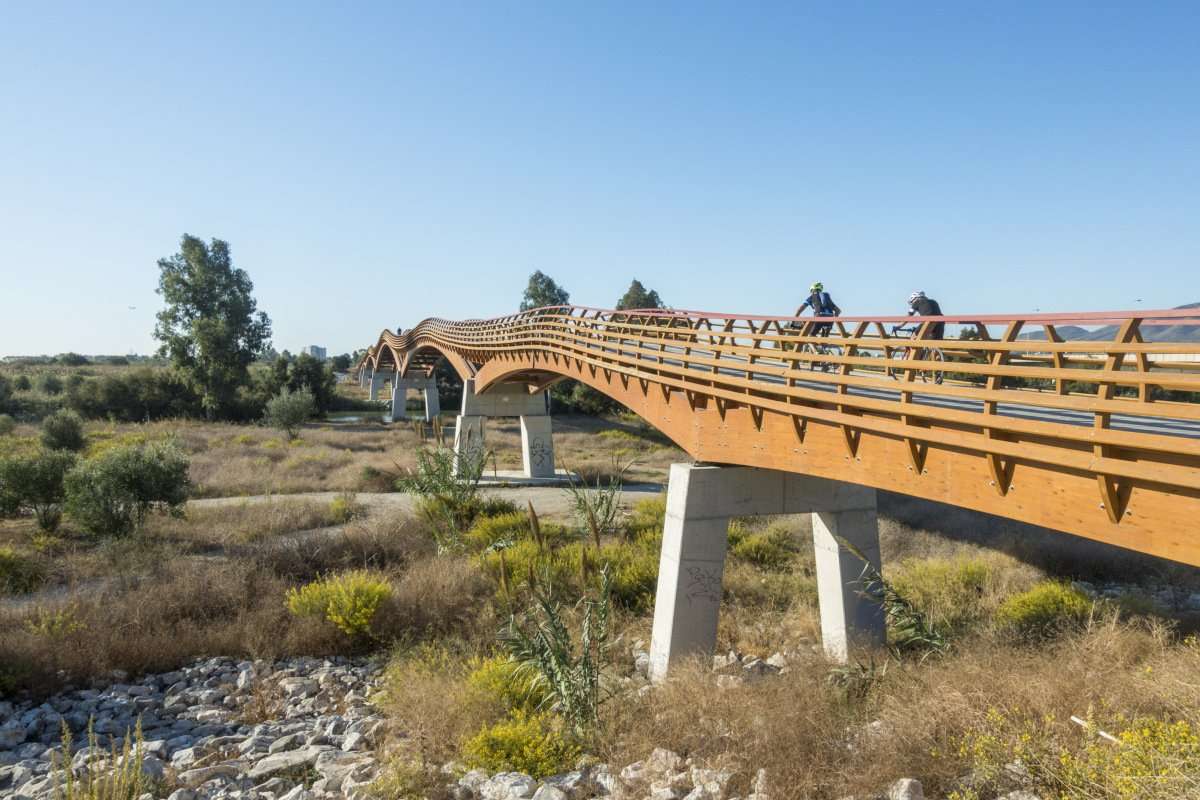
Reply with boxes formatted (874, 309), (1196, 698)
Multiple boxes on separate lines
(0, 451), (76, 531)
(55, 353), (89, 367)
(331, 353), (352, 371)
(41, 410), (86, 452)
(520, 271), (570, 311)
(65, 441), (190, 537)
(38, 374), (64, 396)
(14, 375), (32, 392)
(263, 386), (316, 440)
(154, 235), (272, 419)
(0, 375), (10, 412)
(287, 353), (337, 413)
(615, 279), (664, 311)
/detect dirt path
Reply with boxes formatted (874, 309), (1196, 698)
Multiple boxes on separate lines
(190, 483), (666, 521)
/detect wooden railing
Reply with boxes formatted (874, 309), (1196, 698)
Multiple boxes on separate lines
(359, 306), (1200, 564)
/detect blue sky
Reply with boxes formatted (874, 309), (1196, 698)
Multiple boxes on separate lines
(2, 2), (1197, 356)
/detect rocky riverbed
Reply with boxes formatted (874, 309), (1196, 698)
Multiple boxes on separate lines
(0, 653), (1044, 800)
(0, 656), (386, 799)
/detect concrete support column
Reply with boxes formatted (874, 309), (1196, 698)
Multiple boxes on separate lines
(368, 370), (391, 402)
(453, 415), (486, 474)
(389, 378), (410, 423)
(812, 506), (884, 662)
(648, 463), (883, 682)
(423, 383), (441, 422)
(648, 464), (733, 682)
(520, 415), (555, 478)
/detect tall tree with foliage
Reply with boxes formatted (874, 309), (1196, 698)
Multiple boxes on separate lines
(154, 235), (272, 419)
(520, 271), (570, 311)
(615, 279), (664, 311)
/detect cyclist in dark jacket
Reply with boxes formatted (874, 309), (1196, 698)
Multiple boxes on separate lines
(795, 282), (841, 336)
(907, 291), (945, 340)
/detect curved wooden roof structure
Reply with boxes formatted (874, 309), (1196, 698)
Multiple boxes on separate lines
(358, 306), (1200, 565)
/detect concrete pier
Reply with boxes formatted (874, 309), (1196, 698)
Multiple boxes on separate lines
(453, 379), (554, 479)
(648, 463), (883, 682)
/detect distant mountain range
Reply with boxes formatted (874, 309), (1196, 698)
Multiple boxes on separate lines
(1018, 303), (1200, 342)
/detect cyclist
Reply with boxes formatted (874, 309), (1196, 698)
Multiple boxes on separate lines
(795, 282), (841, 336)
(907, 291), (945, 340)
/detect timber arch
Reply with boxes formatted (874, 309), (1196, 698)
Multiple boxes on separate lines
(359, 305), (1200, 566)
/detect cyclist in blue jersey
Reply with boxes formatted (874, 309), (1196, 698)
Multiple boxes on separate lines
(795, 282), (841, 336)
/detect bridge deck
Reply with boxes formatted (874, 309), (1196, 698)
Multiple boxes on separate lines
(358, 306), (1200, 565)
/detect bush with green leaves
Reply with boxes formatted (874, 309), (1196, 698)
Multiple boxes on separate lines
(729, 522), (797, 570)
(0, 546), (45, 594)
(64, 441), (190, 537)
(13, 375), (32, 392)
(0, 374), (10, 411)
(38, 374), (64, 395)
(0, 450), (76, 531)
(328, 491), (362, 524)
(995, 580), (1093, 640)
(41, 409), (86, 452)
(501, 567), (612, 733)
(466, 655), (552, 714)
(840, 536), (947, 660)
(286, 569), (392, 637)
(263, 386), (316, 439)
(398, 446), (494, 552)
(564, 464), (626, 547)
(0, 414), (14, 436)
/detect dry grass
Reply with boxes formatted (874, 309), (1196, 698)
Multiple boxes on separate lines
(0, 412), (681, 499)
(599, 620), (1200, 799)
(0, 514), (473, 696)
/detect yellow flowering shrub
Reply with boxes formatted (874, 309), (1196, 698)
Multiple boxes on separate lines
(462, 710), (580, 778)
(466, 655), (550, 714)
(952, 707), (1200, 800)
(286, 569), (392, 636)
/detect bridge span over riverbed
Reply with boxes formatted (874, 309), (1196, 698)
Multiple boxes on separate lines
(356, 305), (1200, 678)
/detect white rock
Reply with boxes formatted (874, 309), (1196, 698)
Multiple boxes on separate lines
(646, 748), (683, 777)
(279, 785), (314, 800)
(480, 772), (538, 800)
(176, 763), (245, 788)
(620, 761), (646, 784)
(997, 793), (1043, 800)
(592, 764), (620, 795)
(532, 786), (568, 800)
(888, 778), (924, 800)
(341, 732), (366, 751)
(270, 733), (304, 753)
(248, 746), (329, 780)
(544, 769), (592, 799)
(166, 789), (196, 800)
(459, 768), (490, 792)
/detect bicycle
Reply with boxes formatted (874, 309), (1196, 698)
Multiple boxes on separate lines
(786, 320), (841, 373)
(887, 324), (945, 385)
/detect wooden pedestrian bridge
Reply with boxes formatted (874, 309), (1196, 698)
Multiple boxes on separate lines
(356, 305), (1200, 677)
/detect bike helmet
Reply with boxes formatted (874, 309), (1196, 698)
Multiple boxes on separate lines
(908, 291), (926, 307)
(810, 282), (824, 293)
